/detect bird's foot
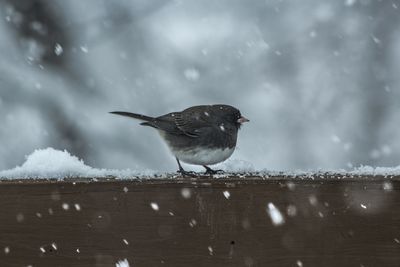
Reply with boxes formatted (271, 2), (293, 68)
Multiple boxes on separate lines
(177, 168), (198, 178)
(203, 166), (224, 176)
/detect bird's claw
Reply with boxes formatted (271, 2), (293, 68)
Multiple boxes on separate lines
(203, 166), (224, 175)
(177, 169), (198, 178)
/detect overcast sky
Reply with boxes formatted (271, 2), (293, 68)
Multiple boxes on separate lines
(1, 0), (399, 172)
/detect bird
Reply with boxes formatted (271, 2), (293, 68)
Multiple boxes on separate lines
(110, 104), (249, 176)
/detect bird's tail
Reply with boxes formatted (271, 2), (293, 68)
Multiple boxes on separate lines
(109, 111), (155, 124)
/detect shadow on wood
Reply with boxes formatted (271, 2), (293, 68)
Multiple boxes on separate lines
(0, 177), (399, 266)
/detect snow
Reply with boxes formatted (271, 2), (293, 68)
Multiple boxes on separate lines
(16, 213), (24, 222)
(80, 45), (89, 53)
(54, 43), (63, 56)
(181, 188), (192, 199)
(62, 203), (70, 210)
(287, 205), (297, 217)
(189, 218), (197, 227)
(116, 259), (130, 267)
(223, 190), (230, 199)
(266, 203), (285, 226)
(208, 246), (213, 255)
(308, 195), (318, 206)
(0, 148), (400, 180)
(345, 0), (357, 7)
(0, 148), (158, 179)
(150, 202), (159, 211)
(183, 68), (200, 81)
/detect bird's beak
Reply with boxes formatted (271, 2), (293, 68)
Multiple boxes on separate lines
(237, 116), (250, 124)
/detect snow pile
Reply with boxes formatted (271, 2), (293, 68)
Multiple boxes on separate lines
(0, 148), (157, 179)
(1, 148), (400, 180)
(349, 166), (400, 176)
(216, 158), (256, 173)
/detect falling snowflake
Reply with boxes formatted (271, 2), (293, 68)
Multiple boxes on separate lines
(181, 188), (192, 199)
(74, 203), (81, 211)
(184, 68), (200, 81)
(223, 191), (230, 199)
(80, 46), (89, 53)
(267, 203), (285, 226)
(54, 43), (63, 56)
(150, 202), (159, 211)
(115, 259), (130, 267)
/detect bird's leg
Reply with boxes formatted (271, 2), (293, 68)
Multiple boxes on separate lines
(203, 165), (224, 175)
(176, 158), (197, 177)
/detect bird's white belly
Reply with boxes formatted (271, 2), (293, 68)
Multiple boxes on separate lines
(172, 147), (235, 165)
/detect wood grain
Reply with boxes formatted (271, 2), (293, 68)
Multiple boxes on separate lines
(0, 177), (399, 266)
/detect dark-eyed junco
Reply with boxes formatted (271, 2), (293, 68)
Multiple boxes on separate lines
(110, 104), (249, 176)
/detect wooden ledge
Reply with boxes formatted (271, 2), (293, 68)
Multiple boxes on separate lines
(0, 175), (399, 266)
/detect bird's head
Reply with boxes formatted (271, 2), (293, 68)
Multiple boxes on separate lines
(213, 104), (249, 129)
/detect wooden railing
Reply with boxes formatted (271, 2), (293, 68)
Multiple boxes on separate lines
(0, 175), (399, 266)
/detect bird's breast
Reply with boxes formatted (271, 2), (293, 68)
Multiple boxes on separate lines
(172, 146), (235, 166)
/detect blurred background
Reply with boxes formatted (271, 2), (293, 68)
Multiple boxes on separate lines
(0, 0), (399, 172)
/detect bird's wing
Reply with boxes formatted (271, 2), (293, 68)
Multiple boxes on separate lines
(174, 109), (215, 137)
(156, 110), (213, 138)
